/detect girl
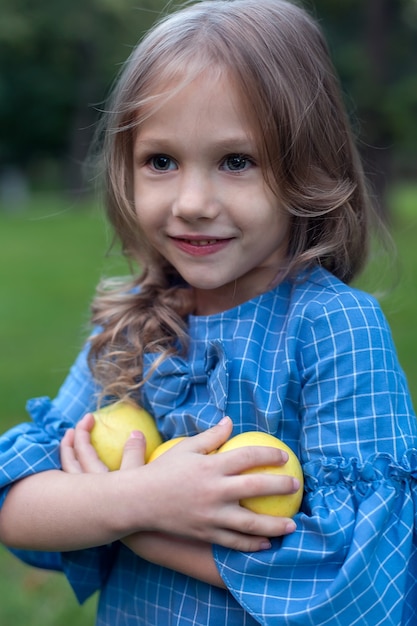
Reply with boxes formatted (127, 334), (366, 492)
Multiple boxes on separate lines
(1, 0), (416, 624)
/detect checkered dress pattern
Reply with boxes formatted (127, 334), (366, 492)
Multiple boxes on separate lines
(1, 267), (416, 625)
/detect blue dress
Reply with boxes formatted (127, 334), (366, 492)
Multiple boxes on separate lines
(1, 266), (416, 625)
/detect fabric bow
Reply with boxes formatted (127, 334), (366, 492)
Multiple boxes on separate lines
(142, 340), (229, 421)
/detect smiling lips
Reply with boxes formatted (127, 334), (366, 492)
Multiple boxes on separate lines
(170, 236), (232, 256)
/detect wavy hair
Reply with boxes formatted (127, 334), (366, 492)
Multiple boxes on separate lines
(88, 0), (379, 401)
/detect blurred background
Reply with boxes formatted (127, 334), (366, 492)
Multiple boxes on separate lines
(0, 0), (416, 624)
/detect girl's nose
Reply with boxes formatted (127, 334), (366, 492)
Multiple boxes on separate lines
(172, 170), (219, 221)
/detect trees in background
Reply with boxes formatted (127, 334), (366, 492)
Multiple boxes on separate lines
(313, 0), (417, 213)
(0, 0), (166, 196)
(0, 0), (416, 209)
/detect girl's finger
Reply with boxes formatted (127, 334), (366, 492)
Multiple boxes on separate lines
(60, 428), (82, 474)
(179, 416), (234, 455)
(177, 420), (292, 476)
(199, 508), (297, 551)
(224, 472), (301, 503)
(73, 413), (109, 473)
(77, 412), (96, 433)
(226, 506), (297, 540)
(204, 527), (274, 553)
(215, 444), (291, 476)
(119, 431), (147, 471)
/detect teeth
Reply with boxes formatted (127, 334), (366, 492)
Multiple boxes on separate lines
(189, 240), (217, 246)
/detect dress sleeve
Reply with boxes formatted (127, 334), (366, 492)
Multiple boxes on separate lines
(0, 338), (116, 603)
(0, 340), (99, 506)
(213, 293), (417, 626)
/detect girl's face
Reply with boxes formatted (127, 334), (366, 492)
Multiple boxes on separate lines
(133, 71), (290, 315)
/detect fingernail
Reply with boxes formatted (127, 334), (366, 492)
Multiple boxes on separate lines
(130, 430), (144, 440)
(286, 521), (296, 533)
(218, 416), (230, 425)
(260, 541), (271, 550)
(292, 478), (301, 491)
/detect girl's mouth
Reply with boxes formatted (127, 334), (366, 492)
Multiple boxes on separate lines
(170, 237), (232, 256)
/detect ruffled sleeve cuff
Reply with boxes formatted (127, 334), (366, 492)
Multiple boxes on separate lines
(0, 396), (73, 507)
(213, 451), (417, 625)
(0, 395), (118, 603)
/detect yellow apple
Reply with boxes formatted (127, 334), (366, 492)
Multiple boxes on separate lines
(91, 401), (162, 470)
(148, 437), (186, 462)
(217, 431), (304, 517)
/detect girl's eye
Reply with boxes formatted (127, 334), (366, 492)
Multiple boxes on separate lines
(149, 155), (177, 171)
(222, 154), (253, 172)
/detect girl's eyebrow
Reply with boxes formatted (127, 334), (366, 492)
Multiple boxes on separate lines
(135, 135), (256, 153)
(210, 137), (256, 152)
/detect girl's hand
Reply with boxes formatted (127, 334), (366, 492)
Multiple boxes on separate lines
(135, 418), (298, 551)
(60, 413), (147, 474)
(60, 415), (299, 552)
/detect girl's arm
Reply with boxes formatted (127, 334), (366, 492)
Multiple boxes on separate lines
(0, 468), (133, 551)
(58, 415), (295, 586)
(123, 532), (226, 587)
(0, 416), (297, 553)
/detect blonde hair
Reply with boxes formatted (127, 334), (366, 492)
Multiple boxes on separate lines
(89, 0), (378, 401)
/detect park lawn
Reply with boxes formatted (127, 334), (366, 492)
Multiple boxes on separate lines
(354, 183), (417, 406)
(0, 194), (129, 430)
(0, 546), (97, 626)
(0, 185), (416, 625)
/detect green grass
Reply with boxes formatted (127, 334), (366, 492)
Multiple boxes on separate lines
(0, 547), (97, 625)
(0, 195), (123, 625)
(355, 182), (417, 406)
(0, 186), (416, 625)
(0, 195), (128, 430)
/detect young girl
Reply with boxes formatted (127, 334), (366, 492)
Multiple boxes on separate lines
(0, 0), (416, 624)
